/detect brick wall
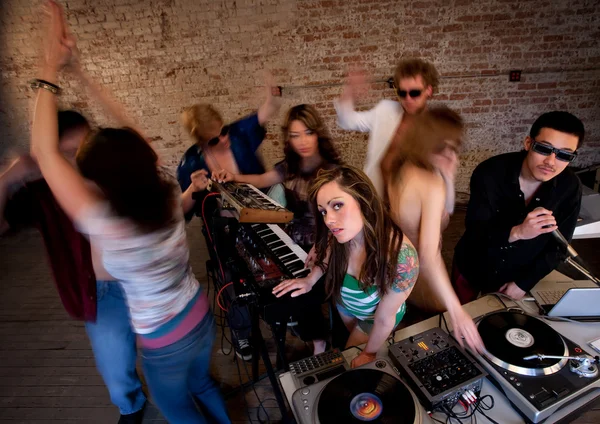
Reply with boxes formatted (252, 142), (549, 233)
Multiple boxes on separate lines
(1, 0), (599, 193)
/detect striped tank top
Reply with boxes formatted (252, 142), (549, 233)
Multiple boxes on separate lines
(340, 274), (406, 325)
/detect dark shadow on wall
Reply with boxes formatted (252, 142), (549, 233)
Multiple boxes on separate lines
(0, 1), (10, 159)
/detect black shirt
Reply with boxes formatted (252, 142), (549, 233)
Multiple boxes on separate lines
(454, 151), (582, 292)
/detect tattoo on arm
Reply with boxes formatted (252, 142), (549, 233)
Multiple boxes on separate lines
(392, 243), (419, 293)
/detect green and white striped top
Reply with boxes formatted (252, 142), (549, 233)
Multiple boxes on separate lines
(339, 274), (406, 326)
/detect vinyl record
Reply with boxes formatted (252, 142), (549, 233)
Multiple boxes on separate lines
(317, 369), (415, 423)
(478, 311), (567, 374)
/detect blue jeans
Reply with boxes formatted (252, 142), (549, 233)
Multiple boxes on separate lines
(142, 312), (230, 424)
(85, 281), (146, 415)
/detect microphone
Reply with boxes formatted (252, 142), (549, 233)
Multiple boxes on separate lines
(551, 229), (579, 258)
(552, 229), (600, 286)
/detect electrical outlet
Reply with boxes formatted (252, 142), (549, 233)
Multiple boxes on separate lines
(509, 70), (522, 82)
(271, 86), (282, 97)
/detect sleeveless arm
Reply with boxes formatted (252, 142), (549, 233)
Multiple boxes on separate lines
(363, 242), (419, 354)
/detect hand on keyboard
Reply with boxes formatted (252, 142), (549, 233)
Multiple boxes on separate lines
(272, 277), (314, 298)
(212, 169), (235, 183)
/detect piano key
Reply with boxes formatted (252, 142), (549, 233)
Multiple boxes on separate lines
(269, 242), (286, 251)
(262, 234), (279, 244)
(294, 269), (311, 278)
(272, 246), (294, 257)
(287, 261), (305, 272)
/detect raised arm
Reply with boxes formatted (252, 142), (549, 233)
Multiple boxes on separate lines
(257, 71), (281, 125)
(334, 71), (377, 132)
(30, 1), (99, 222)
(69, 56), (144, 138)
(71, 65), (143, 136)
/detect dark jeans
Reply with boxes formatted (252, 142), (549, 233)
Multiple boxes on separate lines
(141, 313), (230, 424)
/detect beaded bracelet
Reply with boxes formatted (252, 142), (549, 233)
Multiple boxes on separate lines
(29, 79), (61, 95)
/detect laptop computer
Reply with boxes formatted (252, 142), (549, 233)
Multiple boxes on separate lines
(530, 279), (600, 318)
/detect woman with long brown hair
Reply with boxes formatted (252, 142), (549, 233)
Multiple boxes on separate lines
(387, 106), (484, 353)
(272, 165), (419, 368)
(214, 104), (341, 354)
(213, 104), (341, 249)
(31, 3), (230, 422)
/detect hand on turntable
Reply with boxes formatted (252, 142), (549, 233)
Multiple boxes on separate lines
(272, 277), (314, 298)
(351, 351), (377, 368)
(450, 307), (486, 354)
(509, 207), (557, 242)
(211, 169), (235, 184)
(498, 281), (526, 300)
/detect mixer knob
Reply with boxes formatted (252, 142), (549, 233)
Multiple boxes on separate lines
(261, 274), (266, 280)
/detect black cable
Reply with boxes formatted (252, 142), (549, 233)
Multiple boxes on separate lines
(476, 408), (500, 424)
(233, 353), (258, 424)
(256, 398), (280, 424)
(437, 394), (495, 422)
(347, 345), (363, 352)
(239, 354), (271, 424)
(428, 414), (447, 424)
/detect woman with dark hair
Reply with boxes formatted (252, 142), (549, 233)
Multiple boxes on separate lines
(272, 165), (419, 368)
(30, 3), (229, 423)
(214, 104), (341, 248)
(214, 104), (341, 354)
(387, 106), (484, 353)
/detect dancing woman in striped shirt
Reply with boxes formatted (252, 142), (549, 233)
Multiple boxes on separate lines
(273, 165), (419, 368)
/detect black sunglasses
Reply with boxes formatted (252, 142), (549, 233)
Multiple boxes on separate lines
(207, 125), (230, 146)
(531, 140), (577, 162)
(396, 89), (423, 99)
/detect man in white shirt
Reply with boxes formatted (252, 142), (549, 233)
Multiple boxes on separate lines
(335, 58), (439, 197)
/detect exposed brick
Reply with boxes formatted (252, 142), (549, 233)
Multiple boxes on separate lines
(518, 83), (537, 90)
(0, 0), (599, 194)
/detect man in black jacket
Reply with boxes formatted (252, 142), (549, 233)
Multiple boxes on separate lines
(453, 111), (584, 301)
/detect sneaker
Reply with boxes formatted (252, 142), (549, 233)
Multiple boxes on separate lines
(235, 337), (253, 361)
(118, 405), (145, 424)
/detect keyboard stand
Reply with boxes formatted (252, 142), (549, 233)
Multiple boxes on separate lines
(248, 303), (293, 423)
(206, 261), (293, 423)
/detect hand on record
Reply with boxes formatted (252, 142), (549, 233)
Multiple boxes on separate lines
(351, 351), (377, 368)
(515, 207), (557, 240)
(272, 277), (313, 298)
(211, 169), (234, 184)
(190, 169), (209, 192)
(498, 282), (526, 300)
(451, 307), (485, 354)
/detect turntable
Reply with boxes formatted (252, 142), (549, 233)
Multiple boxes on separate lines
(475, 310), (600, 423)
(291, 358), (432, 423)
